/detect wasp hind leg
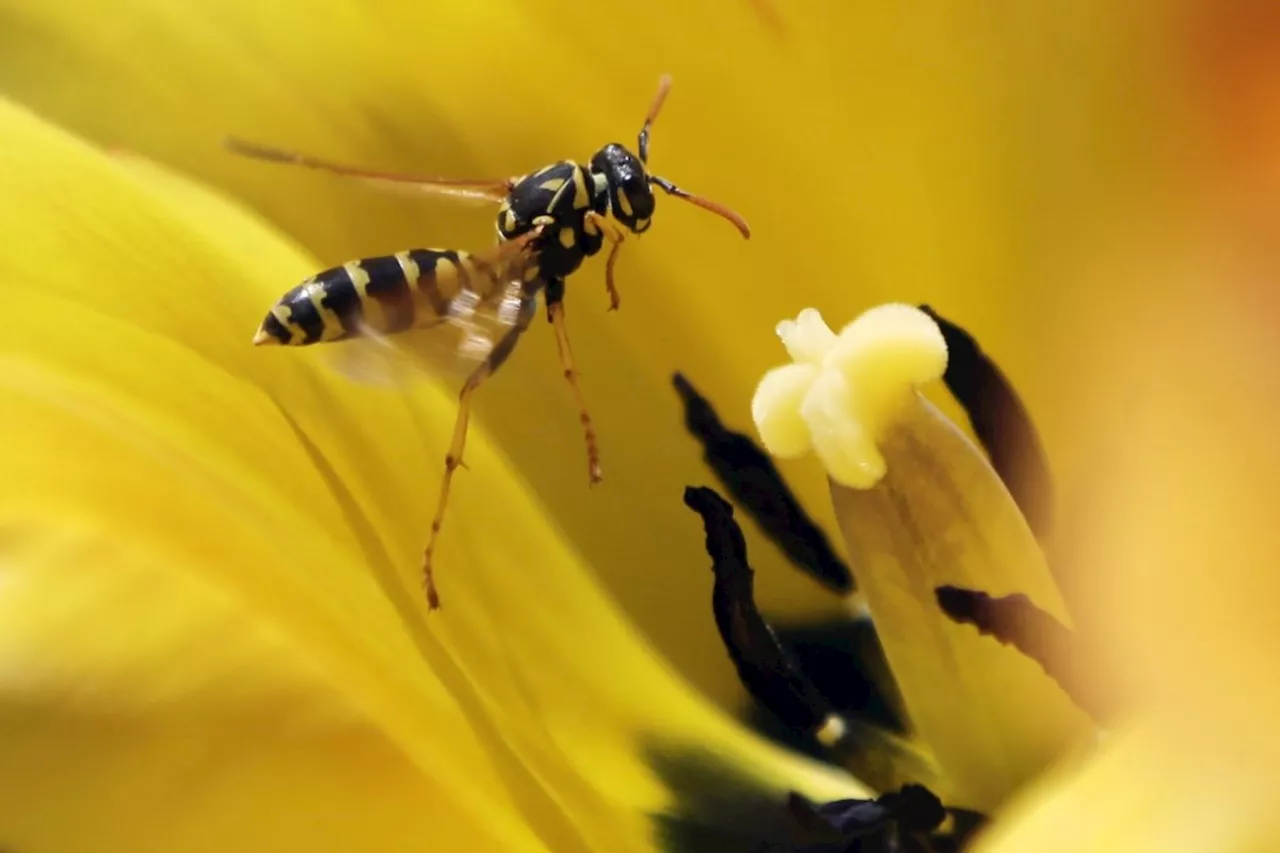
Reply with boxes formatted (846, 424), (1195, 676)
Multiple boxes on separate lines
(421, 298), (536, 610)
(545, 279), (603, 486)
(585, 211), (626, 311)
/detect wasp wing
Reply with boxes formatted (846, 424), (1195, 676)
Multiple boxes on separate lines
(224, 137), (514, 203)
(322, 233), (544, 388)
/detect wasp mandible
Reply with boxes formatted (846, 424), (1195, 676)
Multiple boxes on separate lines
(229, 75), (750, 610)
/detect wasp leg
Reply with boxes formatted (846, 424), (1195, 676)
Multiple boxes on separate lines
(544, 281), (603, 485)
(584, 211), (627, 311)
(422, 297), (536, 610)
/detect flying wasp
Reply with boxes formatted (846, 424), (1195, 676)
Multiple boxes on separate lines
(228, 75), (750, 610)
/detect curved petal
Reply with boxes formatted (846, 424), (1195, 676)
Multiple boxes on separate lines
(0, 97), (867, 850)
(0, 96), (546, 852)
(0, 527), (544, 853)
(972, 722), (1278, 853)
(0, 0), (1183, 708)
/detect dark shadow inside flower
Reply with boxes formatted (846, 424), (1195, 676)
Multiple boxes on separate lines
(742, 616), (906, 762)
(646, 744), (810, 852)
(646, 742), (987, 853)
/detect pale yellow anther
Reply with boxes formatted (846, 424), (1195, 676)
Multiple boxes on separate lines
(751, 303), (948, 490)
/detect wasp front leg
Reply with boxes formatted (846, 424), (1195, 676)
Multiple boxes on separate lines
(544, 278), (603, 485)
(584, 211), (627, 311)
(421, 297), (536, 610)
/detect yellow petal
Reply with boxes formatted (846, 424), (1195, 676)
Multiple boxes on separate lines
(1043, 185), (1280, 766)
(0, 96), (867, 850)
(0, 0), (1184, 708)
(0, 97), (547, 852)
(829, 392), (1090, 810)
(973, 721), (1278, 853)
(0, 527), (540, 853)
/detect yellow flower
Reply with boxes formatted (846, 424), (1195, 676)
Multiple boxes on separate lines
(0, 98), (864, 851)
(8, 1), (1275, 851)
(0, 0), (1169, 709)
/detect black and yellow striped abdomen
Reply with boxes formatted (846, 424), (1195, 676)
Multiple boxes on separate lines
(253, 249), (494, 346)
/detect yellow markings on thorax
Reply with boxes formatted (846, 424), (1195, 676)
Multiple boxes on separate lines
(270, 304), (307, 345)
(499, 203), (518, 235)
(559, 228), (576, 249)
(544, 181), (572, 217)
(538, 177), (567, 193)
(304, 279), (346, 341)
(571, 166), (590, 210)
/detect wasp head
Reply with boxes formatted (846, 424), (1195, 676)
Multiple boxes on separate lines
(591, 143), (655, 234)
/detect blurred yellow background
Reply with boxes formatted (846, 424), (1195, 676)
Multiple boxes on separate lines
(0, 0), (1255, 719)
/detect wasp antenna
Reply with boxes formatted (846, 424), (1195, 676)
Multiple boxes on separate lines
(649, 175), (751, 239)
(638, 74), (674, 164)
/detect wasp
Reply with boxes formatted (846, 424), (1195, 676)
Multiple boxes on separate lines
(228, 75), (750, 610)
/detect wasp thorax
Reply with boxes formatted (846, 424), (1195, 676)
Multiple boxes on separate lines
(590, 143), (655, 233)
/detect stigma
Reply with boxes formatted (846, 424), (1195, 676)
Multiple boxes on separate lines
(751, 304), (948, 489)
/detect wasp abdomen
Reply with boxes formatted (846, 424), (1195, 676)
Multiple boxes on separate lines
(253, 249), (480, 346)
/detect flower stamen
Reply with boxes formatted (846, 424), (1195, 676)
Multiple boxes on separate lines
(750, 304), (1090, 810)
(683, 485), (940, 795)
(936, 586), (1109, 722)
(674, 372), (853, 594)
(752, 304), (947, 490)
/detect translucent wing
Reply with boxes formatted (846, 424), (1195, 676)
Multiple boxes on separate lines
(322, 233), (543, 389)
(224, 137), (514, 203)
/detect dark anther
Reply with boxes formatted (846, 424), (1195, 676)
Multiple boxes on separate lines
(788, 785), (943, 839)
(674, 372), (854, 594)
(683, 487), (925, 794)
(936, 586), (1107, 722)
(918, 306), (1054, 540)
(647, 744), (985, 852)
(683, 486), (838, 734)
(786, 784), (985, 852)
